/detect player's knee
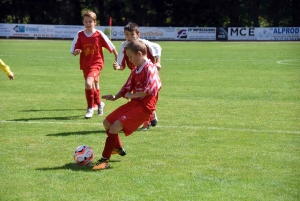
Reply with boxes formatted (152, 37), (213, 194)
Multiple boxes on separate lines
(85, 83), (93, 89)
(103, 119), (110, 130)
(85, 77), (94, 89)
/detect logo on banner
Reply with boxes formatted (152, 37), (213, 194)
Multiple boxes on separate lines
(273, 27), (299, 34)
(257, 29), (272, 39)
(230, 27), (255, 36)
(13, 25), (25, 32)
(216, 27), (228, 40)
(177, 29), (187, 38)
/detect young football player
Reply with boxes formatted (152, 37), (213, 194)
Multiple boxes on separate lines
(113, 22), (162, 130)
(93, 40), (162, 170)
(70, 11), (118, 118)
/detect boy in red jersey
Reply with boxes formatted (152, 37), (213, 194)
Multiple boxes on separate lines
(113, 22), (162, 130)
(0, 59), (14, 80)
(70, 11), (118, 119)
(92, 40), (162, 170)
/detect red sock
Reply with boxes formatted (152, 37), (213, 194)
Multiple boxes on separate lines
(106, 129), (122, 149)
(102, 133), (119, 159)
(85, 88), (94, 108)
(94, 89), (100, 105)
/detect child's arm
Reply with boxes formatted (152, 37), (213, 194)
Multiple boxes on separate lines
(0, 59), (14, 80)
(112, 48), (118, 61)
(155, 56), (161, 71)
(102, 92), (123, 101)
(125, 92), (147, 99)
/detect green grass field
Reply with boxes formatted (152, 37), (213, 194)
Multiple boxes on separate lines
(0, 39), (299, 200)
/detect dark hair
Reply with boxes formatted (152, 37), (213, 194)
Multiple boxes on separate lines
(125, 40), (147, 55)
(124, 22), (140, 34)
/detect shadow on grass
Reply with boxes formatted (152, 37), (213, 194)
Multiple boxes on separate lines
(46, 130), (106, 136)
(8, 115), (84, 121)
(36, 160), (121, 171)
(20, 109), (85, 112)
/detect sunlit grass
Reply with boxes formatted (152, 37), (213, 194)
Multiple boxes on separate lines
(0, 40), (299, 200)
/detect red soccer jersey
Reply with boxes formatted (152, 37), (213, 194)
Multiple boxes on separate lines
(117, 38), (161, 70)
(70, 29), (115, 71)
(119, 60), (162, 111)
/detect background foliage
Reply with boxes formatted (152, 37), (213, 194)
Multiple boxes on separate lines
(1, 0), (299, 27)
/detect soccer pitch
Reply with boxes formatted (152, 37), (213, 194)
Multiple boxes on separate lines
(0, 39), (299, 200)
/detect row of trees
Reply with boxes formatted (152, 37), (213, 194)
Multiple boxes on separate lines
(1, 0), (299, 27)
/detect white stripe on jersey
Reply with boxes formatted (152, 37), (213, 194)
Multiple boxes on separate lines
(139, 38), (162, 57)
(116, 39), (162, 66)
(70, 31), (80, 53)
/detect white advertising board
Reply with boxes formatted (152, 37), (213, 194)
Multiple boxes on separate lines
(176, 27), (216, 40)
(1, 23), (299, 41)
(228, 27), (300, 41)
(256, 27), (300, 40)
(0, 23), (216, 41)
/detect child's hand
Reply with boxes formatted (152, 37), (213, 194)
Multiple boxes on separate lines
(8, 73), (14, 80)
(155, 62), (161, 71)
(113, 61), (121, 70)
(72, 49), (82, 56)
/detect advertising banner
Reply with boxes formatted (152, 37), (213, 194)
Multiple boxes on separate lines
(228, 27), (300, 41)
(10, 24), (56, 38)
(1, 23), (299, 41)
(0, 24), (13, 37)
(256, 27), (300, 40)
(0, 23), (217, 41)
(175, 27), (216, 40)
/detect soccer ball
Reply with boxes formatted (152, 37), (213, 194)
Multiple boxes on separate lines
(73, 145), (94, 166)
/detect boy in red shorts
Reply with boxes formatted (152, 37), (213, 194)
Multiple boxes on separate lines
(113, 22), (162, 130)
(92, 40), (162, 170)
(70, 11), (117, 119)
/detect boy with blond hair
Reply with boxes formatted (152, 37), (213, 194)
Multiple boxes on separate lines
(93, 40), (162, 170)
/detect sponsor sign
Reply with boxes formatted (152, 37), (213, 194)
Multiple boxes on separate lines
(0, 24), (12, 36)
(140, 27), (164, 40)
(228, 27), (300, 41)
(228, 27), (256, 40)
(216, 27), (228, 41)
(187, 27), (216, 40)
(0, 23), (299, 41)
(256, 27), (300, 41)
(11, 24), (56, 38)
(176, 27), (216, 40)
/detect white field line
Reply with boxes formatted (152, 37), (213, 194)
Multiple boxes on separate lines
(276, 59), (300, 65)
(0, 120), (299, 134)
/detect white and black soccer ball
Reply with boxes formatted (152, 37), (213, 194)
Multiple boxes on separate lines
(74, 145), (94, 166)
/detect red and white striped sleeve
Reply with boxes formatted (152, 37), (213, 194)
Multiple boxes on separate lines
(143, 61), (162, 96)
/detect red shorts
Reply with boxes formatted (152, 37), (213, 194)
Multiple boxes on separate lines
(82, 68), (100, 82)
(106, 100), (152, 136)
